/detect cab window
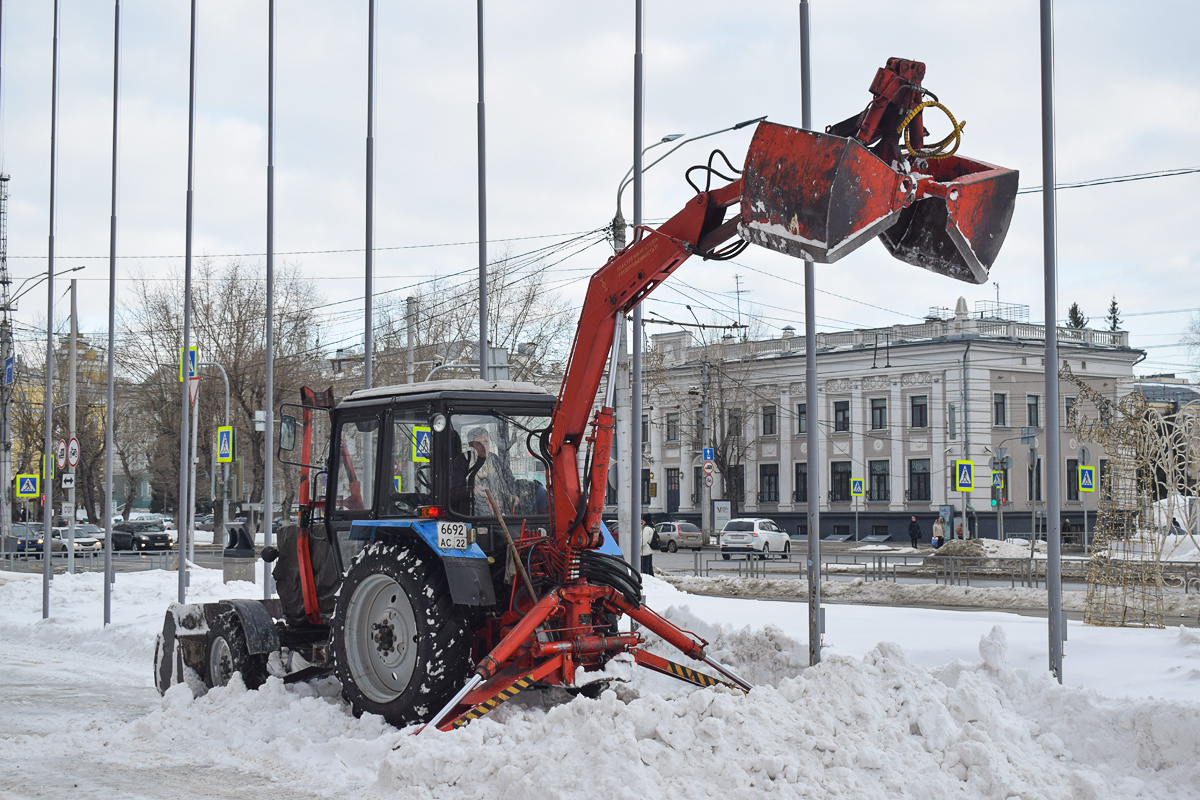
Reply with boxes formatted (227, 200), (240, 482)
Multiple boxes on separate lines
(334, 414), (380, 516)
(382, 410), (435, 517)
(449, 412), (550, 518)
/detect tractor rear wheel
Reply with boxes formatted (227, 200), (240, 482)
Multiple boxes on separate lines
(332, 540), (472, 729)
(205, 611), (267, 690)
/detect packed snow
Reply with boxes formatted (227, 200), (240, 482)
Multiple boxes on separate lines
(2, 566), (1200, 798)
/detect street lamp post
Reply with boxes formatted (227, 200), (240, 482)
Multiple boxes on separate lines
(685, 305), (713, 541)
(199, 362), (230, 532)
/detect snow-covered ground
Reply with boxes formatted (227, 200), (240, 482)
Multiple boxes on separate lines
(2, 567), (1200, 799)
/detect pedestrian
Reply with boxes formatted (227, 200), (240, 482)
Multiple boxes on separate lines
(931, 515), (945, 548)
(955, 522), (964, 540)
(640, 517), (656, 575)
(907, 515), (921, 549)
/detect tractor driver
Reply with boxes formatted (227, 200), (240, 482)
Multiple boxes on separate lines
(465, 426), (516, 514)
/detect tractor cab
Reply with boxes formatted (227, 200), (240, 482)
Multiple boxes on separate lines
(324, 378), (557, 563)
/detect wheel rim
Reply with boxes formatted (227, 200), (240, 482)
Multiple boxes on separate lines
(668, 541), (677, 553)
(208, 636), (233, 687)
(343, 572), (418, 704)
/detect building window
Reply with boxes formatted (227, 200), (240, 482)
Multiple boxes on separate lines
(870, 398), (888, 430)
(762, 404), (777, 436)
(910, 395), (928, 428)
(872, 524), (889, 538)
(1028, 457), (1043, 502)
(692, 465), (703, 504)
(641, 414), (649, 442)
(993, 393), (1007, 427)
(666, 412), (680, 442)
(833, 524), (850, 538)
(642, 468), (651, 506)
(729, 464), (745, 503)
(908, 459), (930, 502)
(728, 408), (743, 438)
(796, 403), (807, 434)
(1065, 396), (1076, 425)
(830, 461), (852, 501)
(834, 401), (850, 432)
(1027, 395), (1040, 429)
(1067, 459), (1079, 502)
(868, 460), (890, 501)
(759, 464), (779, 503)
(1099, 459), (1109, 500)
(793, 462), (808, 503)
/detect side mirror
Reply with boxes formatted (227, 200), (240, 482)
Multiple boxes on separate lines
(279, 415), (297, 452)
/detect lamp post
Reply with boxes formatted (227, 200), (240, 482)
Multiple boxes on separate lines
(199, 362), (230, 532)
(685, 305), (713, 541)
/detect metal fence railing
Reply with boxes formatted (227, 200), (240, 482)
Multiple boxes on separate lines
(0, 549), (172, 575)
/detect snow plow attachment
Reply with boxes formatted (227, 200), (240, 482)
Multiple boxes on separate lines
(739, 121), (1017, 284)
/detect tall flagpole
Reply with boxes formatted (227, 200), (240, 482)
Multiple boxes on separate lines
(178, 0), (197, 604)
(43, 0), (61, 618)
(103, 0), (121, 625)
(364, 0), (375, 389)
(264, 0), (275, 599)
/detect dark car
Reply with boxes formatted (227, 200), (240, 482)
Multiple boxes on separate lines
(3, 523), (44, 556)
(111, 520), (173, 551)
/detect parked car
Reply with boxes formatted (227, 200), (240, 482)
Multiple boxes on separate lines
(3, 523), (43, 556)
(719, 518), (791, 560)
(49, 527), (102, 553)
(111, 520), (173, 551)
(76, 524), (105, 542)
(654, 520), (703, 552)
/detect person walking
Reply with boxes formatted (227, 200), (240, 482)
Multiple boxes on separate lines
(907, 516), (921, 549)
(931, 515), (945, 548)
(640, 517), (656, 575)
(955, 522), (965, 540)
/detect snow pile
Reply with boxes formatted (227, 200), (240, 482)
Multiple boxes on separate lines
(932, 538), (1037, 560)
(372, 625), (1200, 799)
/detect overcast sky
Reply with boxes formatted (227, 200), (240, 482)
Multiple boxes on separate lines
(1, 0), (1196, 377)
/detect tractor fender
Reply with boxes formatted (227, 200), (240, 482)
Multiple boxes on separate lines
(217, 599), (281, 656)
(348, 520), (497, 607)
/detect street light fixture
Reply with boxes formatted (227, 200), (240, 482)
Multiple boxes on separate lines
(8, 265), (85, 309)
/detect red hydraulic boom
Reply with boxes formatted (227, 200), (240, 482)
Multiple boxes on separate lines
(424, 58), (1018, 731)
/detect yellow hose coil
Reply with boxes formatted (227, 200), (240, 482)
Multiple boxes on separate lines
(897, 100), (966, 160)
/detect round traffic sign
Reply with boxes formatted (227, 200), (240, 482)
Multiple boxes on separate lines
(67, 437), (80, 468)
(704, 474), (714, 488)
(56, 439), (67, 470)
(703, 461), (715, 475)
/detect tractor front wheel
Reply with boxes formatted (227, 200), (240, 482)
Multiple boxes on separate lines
(332, 540), (472, 729)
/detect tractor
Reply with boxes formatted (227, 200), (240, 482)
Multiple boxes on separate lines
(155, 58), (1018, 731)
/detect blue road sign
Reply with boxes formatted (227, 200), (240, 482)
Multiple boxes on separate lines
(3, 357), (12, 386)
(1079, 465), (1096, 493)
(702, 447), (714, 462)
(850, 479), (865, 497)
(991, 471), (1004, 489)
(179, 346), (198, 382)
(217, 426), (234, 463)
(954, 460), (974, 491)
(413, 426), (432, 463)
(16, 474), (39, 498)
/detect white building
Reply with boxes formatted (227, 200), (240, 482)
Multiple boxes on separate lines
(617, 297), (1143, 541)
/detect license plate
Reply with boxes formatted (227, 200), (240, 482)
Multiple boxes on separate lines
(436, 521), (470, 551)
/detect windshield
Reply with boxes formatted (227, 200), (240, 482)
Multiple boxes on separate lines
(133, 522), (164, 532)
(449, 413), (550, 518)
(383, 409), (436, 518)
(724, 521), (754, 532)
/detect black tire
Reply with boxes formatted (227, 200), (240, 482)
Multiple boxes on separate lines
(667, 540), (678, 554)
(332, 540), (472, 729)
(722, 552), (730, 561)
(782, 540), (791, 560)
(204, 611), (267, 690)
(760, 543), (770, 561)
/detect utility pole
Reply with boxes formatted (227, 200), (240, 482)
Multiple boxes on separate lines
(67, 279), (77, 572)
(700, 360), (712, 540)
(188, 384), (199, 564)
(0, 175), (12, 550)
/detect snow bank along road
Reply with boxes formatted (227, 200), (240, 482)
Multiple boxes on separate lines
(2, 567), (1199, 799)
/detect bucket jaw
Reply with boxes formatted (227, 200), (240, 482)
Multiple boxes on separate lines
(737, 57), (1018, 285)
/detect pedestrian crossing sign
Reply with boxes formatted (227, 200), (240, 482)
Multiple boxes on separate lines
(15, 474), (39, 498)
(991, 471), (1004, 489)
(850, 479), (865, 497)
(954, 460), (974, 491)
(413, 426), (432, 463)
(217, 426), (235, 464)
(178, 346), (198, 382)
(1079, 465), (1096, 493)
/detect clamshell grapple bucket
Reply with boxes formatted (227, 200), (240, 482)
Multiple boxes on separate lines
(738, 120), (1018, 284)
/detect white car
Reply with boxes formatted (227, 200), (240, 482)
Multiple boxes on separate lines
(720, 518), (791, 560)
(49, 527), (102, 554)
